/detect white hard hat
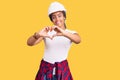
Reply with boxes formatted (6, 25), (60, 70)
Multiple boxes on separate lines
(48, 2), (66, 15)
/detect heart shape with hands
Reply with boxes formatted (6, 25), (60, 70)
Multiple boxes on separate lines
(37, 26), (65, 40)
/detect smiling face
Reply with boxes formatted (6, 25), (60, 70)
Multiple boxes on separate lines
(50, 11), (66, 29)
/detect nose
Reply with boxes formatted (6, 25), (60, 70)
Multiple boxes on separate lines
(55, 16), (59, 21)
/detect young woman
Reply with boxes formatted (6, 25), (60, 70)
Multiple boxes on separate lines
(27, 2), (81, 80)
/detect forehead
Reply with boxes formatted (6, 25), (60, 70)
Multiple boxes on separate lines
(52, 11), (63, 16)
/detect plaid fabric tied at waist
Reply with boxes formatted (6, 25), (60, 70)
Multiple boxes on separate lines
(35, 59), (73, 80)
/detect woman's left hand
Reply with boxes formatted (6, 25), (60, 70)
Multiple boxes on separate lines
(52, 26), (66, 37)
(52, 26), (81, 44)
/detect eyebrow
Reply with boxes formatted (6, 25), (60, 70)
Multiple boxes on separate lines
(52, 12), (62, 16)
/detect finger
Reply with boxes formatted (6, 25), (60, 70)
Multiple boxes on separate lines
(46, 26), (52, 32)
(49, 35), (54, 40)
(53, 26), (59, 32)
(45, 27), (49, 32)
(48, 27), (50, 31)
(49, 26), (52, 31)
(52, 25), (57, 29)
(46, 35), (53, 40)
(46, 27), (49, 31)
(52, 33), (62, 37)
(53, 25), (59, 29)
(56, 33), (63, 36)
(52, 34), (57, 37)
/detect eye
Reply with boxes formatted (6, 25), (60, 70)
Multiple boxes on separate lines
(58, 14), (62, 17)
(52, 16), (55, 19)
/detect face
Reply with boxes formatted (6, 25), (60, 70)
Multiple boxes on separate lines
(51, 11), (65, 28)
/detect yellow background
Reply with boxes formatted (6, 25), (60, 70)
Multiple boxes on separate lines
(0, 0), (120, 80)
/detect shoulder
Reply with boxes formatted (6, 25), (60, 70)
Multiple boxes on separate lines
(65, 29), (77, 34)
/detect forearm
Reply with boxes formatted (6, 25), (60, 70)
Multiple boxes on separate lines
(27, 33), (43, 46)
(63, 31), (81, 44)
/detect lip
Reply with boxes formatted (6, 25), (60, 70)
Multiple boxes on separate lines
(56, 21), (61, 25)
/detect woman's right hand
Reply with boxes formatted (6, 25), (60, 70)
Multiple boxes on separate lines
(27, 26), (53, 46)
(37, 27), (53, 39)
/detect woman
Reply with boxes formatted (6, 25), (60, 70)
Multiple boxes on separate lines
(27, 1), (81, 80)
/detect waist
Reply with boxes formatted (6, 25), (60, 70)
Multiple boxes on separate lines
(41, 59), (68, 65)
(38, 59), (72, 79)
(43, 52), (68, 64)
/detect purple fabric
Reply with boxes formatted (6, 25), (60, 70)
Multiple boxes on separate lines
(35, 59), (73, 80)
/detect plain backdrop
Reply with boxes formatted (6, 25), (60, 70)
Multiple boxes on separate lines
(0, 0), (120, 80)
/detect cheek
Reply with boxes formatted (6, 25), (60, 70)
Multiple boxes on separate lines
(52, 20), (56, 24)
(61, 16), (65, 21)
(60, 18), (65, 23)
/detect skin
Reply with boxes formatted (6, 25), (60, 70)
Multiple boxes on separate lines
(27, 11), (81, 46)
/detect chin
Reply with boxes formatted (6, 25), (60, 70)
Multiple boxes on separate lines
(55, 24), (61, 27)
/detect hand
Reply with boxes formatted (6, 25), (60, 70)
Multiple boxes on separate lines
(37, 26), (53, 39)
(52, 26), (66, 37)
(36, 26), (66, 40)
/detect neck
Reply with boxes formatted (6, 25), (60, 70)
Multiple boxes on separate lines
(59, 23), (66, 30)
(60, 25), (66, 30)
(54, 24), (66, 30)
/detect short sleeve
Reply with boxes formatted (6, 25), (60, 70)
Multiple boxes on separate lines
(65, 29), (77, 34)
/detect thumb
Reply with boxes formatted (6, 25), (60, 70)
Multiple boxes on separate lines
(45, 35), (53, 40)
(53, 33), (63, 37)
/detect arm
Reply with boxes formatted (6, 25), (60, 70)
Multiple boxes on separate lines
(27, 33), (43, 46)
(27, 27), (53, 46)
(63, 32), (81, 44)
(53, 26), (81, 44)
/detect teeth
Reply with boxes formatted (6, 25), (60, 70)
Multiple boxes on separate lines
(56, 22), (60, 25)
